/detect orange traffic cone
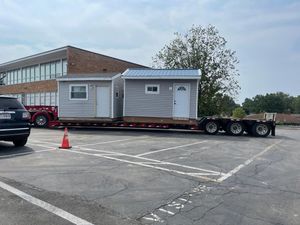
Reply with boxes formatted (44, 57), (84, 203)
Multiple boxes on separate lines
(59, 128), (72, 149)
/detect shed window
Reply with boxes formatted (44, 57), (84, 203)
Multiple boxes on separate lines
(70, 85), (88, 100)
(145, 84), (160, 94)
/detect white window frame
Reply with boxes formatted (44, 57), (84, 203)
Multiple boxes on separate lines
(69, 84), (88, 100)
(145, 84), (160, 94)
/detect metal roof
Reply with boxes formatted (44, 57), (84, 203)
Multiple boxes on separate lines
(122, 68), (201, 79)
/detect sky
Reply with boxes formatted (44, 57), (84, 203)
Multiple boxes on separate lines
(0, 0), (299, 103)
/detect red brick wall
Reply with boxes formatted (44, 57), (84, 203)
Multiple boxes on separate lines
(67, 47), (146, 74)
(0, 80), (57, 95)
(0, 46), (146, 95)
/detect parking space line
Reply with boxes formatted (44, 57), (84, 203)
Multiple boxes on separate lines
(135, 141), (207, 157)
(27, 142), (58, 149)
(78, 146), (224, 175)
(35, 149), (56, 153)
(0, 149), (56, 159)
(159, 208), (175, 215)
(66, 149), (220, 182)
(217, 141), (282, 182)
(0, 152), (32, 158)
(0, 180), (95, 225)
(74, 136), (149, 148)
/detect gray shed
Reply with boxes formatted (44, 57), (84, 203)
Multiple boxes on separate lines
(122, 69), (201, 125)
(57, 73), (123, 121)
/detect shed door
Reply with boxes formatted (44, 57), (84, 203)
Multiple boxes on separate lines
(173, 84), (190, 118)
(96, 86), (110, 117)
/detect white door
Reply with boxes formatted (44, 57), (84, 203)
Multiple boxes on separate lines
(173, 84), (190, 118)
(96, 86), (110, 117)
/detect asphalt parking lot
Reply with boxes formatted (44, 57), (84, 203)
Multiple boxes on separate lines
(0, 127), (299, 225)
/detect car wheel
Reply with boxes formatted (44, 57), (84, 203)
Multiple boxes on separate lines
(34, 114), (49, 127)
(13, 138), (28, 147)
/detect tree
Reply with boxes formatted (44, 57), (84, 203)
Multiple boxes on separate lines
(292, 96), (300, 113)
(242, 92), (295, 114)
(232, 107), (246, 119)
(153, 25), (240, 116)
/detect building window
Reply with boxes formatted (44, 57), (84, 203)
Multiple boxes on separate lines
(50, 62), (56, 79)
(26, 67), (30, 83)
(35, 65), (40, 81)
(30, 93), (35, 105)
(145, 84), (160, 94)
(50, 92), (56, 106)
(56, 61), (62, 77)
(30, 67), (34, 82)
(22, 68), (26, 83)
(35, 93), (40, 105)
(69, 85), (88, 100)
(45, 63), (51, 80)
(45, 92), (51, 105)
(62, 59), (67, 75)
(17, 69), (22, 84)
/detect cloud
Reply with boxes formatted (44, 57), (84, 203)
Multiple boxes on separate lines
(0, 0), (299, 101)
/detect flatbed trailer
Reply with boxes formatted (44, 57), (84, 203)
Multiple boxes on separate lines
(25, 106), (275, 137)
(48, 117), (276, 137)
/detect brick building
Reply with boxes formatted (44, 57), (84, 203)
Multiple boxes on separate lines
(0, 46), (145, 106)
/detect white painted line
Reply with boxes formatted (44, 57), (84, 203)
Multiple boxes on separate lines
(27, 142), (58, 149)
(136, 140), (207, 157)
(0, 152), (32, 158)
(217, 141), (282, 182)
(143, 213), (163, 222)
(78, 146), (223, 175)
(158, 208), (175, 215)
(35, 149), (56, 153)
(142, 217), (156, 221)
(67, 149), (218, 182)
(74, 136), (149, 148)
(29, 140), (59, 146)
(0, 149), (55, 159)
(0, 180), (94, 225)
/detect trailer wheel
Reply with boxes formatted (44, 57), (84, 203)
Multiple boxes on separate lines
(226, 121), (244, 136)
(252, 123), (270, 137)
(204, 120), (219, 135)
(34, 114), (49, 127)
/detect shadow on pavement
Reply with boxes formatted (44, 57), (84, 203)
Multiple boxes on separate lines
(0, 142), (34, 159)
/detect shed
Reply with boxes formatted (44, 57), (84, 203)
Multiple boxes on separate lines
(122, 69), (201, 125)
(57, 73), (123, 121)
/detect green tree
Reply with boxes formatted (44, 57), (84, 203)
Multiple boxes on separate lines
(242, 92), (295, 114)
(232, 107), (246, 118)
(153, 25), (240, 116)
(292, 96), (300, 113)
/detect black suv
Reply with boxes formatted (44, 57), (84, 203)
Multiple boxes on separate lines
(0, 96), (31, 146)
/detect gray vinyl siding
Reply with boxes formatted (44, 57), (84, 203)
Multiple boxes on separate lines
(124, 79), (198, 119)
(58, 81), (112, 118)
(113, 76), (124, 118)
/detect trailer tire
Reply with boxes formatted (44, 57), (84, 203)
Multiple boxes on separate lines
(252, 123), (270, 137)
(226, 121), (244, 136)
(204, 120), (219, 135)
(34, 114), (49, 127)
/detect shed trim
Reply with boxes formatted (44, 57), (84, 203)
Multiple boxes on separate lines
(122, 76), (200, 80)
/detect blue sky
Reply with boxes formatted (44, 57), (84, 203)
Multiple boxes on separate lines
(0, 0), (299, 103)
